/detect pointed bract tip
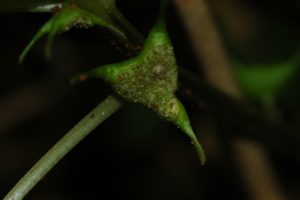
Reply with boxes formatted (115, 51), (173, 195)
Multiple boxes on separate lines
(173, 98), (206, 165)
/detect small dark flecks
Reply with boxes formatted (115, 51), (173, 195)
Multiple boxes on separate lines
(169, 101), (176, 109)
(117, 75), (124, 81)
(151, 103), (159, 111)
(123, 92), (129, 97)
(90, 113), (96, 119)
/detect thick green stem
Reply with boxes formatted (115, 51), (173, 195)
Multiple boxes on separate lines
(3, 95), (122, 200)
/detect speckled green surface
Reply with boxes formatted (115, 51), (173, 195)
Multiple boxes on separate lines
(76, 20), (206, 164)
(19, 0), (206, 165)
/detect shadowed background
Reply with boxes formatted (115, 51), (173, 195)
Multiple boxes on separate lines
(0, 0), (300, 199)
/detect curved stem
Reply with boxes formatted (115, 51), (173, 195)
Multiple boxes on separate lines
(3, 95), (122, 200)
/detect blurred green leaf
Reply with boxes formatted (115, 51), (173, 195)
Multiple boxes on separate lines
(232, 51), (300, 101)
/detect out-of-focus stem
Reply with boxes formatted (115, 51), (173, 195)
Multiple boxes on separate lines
(173, 0), (241, 98)
(234, 138), (286, 200)
(173, 1), (286, 200)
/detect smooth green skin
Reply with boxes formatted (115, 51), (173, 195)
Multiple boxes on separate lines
(232, 53), (300, 102)
(3, 96), (122, 200)
(73, 20), (206, 165)
(19, 1), (125, 62)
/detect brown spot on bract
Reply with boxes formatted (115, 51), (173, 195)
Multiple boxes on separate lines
(151, 104), (159, 111)
(79, 74), (87, 81)
(117, 75), (124, 81)
(123, 92), (129, 97)
(90, 113), (95, 119)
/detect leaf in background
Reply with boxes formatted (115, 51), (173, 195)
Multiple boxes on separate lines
(232, 52), (300, 101)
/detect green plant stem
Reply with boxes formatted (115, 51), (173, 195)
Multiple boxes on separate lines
(3, 95), (122, 200)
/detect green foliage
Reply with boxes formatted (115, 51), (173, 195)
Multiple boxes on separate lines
(18, 0), (205, 165)
(232, 52), (300, 101)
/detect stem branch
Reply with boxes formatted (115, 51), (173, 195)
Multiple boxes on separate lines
(3, 95), (122, 200)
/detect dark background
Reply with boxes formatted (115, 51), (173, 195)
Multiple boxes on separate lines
(0, 0), (299, 199)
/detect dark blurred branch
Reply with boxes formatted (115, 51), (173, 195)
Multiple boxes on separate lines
(234, 138), (286, 200)
(173, 0), (241, 98)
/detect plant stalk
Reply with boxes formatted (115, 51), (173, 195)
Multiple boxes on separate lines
(3, 95), (122, 200)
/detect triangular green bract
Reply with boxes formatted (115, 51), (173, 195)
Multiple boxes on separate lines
(73, 19), (206, 165)
(19, 1), (124, 63)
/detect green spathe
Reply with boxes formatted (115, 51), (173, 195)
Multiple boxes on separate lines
(74, 20), (206, 165)
(232, 52), (300, 101)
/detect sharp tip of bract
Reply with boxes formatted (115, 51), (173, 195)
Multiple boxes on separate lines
(19, 45), (32, 64)
(174, 99), (206, 166)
